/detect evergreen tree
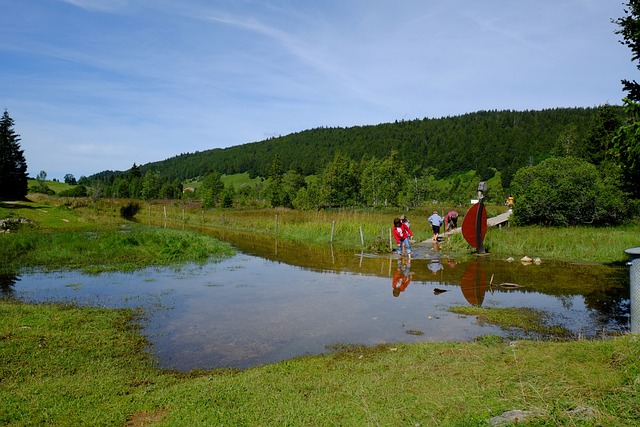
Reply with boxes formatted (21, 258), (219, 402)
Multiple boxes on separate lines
(614, 0), (640, 102)
(266, 154), (286, 207)
(200, 171), (224, 208)
(613, 1), (640, 198)
(320, 153), (360, 207)
(582, 104), (622, 165)
(0, 110), (28, 200)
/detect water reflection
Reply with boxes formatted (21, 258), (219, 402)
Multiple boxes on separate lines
(460, 261), (487, 306)
(7, 223), (632, 372)
(392, 258), (413, 297)
(0, 273), (18, 297)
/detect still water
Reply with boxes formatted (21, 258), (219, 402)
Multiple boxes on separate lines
(3, 228), (630, 372)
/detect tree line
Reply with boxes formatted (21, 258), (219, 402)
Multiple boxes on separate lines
(89, 106), (613, 190)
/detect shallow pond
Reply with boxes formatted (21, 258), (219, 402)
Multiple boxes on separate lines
(2, 227), (630, 372)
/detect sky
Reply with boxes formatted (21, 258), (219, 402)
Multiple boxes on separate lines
(0, 0), (636, 180)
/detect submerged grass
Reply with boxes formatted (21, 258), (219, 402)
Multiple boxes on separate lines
(1, 300), (639, 426)
(450, 306), (574, 339)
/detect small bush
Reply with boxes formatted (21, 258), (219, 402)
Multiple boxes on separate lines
(119, 202), (141, 218)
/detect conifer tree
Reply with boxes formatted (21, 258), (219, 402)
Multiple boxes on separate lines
(0, 110), (28, 200)
(613, 1), (640, 198)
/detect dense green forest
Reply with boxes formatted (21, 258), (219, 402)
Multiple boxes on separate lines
(87, 107), (616, 189)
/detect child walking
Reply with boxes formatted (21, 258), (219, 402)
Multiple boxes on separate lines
(393, 217), (413, 258)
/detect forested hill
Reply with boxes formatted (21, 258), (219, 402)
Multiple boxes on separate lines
(90, 106), (621, 185)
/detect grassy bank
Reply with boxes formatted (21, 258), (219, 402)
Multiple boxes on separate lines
(442, 223), (640, 265)
(1, 300), (638, 426)
(0, 199), (234, 273)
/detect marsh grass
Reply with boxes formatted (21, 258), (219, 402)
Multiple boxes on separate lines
(1, 199), (234, 273)
(2, 226), (234, 273)
(145, 200), (639, 263)
(143, 203), (462, 250)
(439, 222), (640, 264)
(450, 306), (574, 339)
(1, 300), (638, 426)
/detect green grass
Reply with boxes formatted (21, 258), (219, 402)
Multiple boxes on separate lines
(1, 300), (638, 426)
(27, 178), (74, 194)
(0, 199), (234, 273)
(442, 223), (640, 264)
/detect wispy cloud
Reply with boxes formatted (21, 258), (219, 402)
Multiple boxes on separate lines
(60, 0), (129, 13)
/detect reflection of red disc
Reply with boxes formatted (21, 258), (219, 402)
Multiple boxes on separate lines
(461, 202), (487, 249)
(460, 261), (486, 306)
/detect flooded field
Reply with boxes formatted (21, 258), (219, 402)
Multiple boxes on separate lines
(2, 228), (630, 372)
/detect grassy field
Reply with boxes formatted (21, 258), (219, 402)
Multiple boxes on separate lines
(2, 196), (640, 426)
(1, 300), (638, 426)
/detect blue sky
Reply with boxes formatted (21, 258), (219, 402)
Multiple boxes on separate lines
(1, 0), (636, 180)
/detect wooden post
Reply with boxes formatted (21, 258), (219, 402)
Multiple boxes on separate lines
(163, 205), (167, 219)
(275, 214), (279, 234)
(330, 220), (335, 243)
(359, 226), (364, 247)
(389, 228), (393, 252)
(182, 208), (185, 221)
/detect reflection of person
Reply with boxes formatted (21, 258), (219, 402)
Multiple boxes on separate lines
(392, 217), (413, 258)
(428, 259), (443, 274)
(392, 259), (412, 297)
(447, 256), (457, 268)
(428, 210), (443, 241)
(444, 210), (458, 232)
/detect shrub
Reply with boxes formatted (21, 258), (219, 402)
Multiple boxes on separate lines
(511, 157), (627, 226)
(119, 202), (141, 218)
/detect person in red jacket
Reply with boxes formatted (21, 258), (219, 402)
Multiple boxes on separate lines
(393, 217), (413, 258)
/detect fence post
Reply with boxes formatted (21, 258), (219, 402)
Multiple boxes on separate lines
(275, 214), (278, 234)
(330, 220), (335, 243)
(359, 226), (364, 247)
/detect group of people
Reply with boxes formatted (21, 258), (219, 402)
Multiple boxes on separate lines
(392, 209), (459, 257)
